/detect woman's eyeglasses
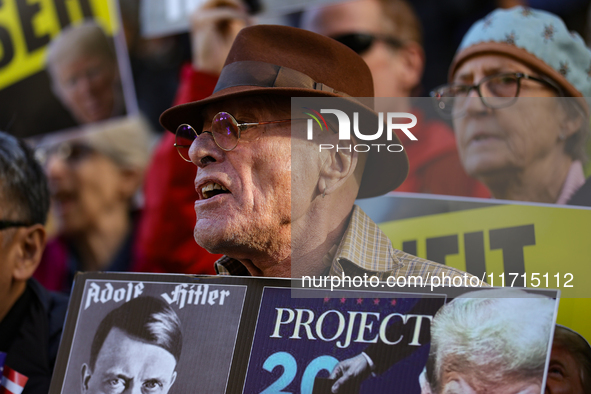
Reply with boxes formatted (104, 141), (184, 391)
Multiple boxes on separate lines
(35, 141), (95, 167)
(174, 112), (292, 162)
(331, 33), (405, 55)
(430, 72), (562, 116)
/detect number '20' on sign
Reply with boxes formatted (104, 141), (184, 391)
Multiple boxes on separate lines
(259, 352), (338, 394)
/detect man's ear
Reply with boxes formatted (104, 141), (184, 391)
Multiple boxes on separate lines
(317, 144), (358, 196)
(169, 371), (177, 387)
(12, 224), (46, 281)
(81, 363), (92, 392)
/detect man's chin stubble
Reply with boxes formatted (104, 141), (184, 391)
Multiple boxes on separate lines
(194, 220), (291, 260)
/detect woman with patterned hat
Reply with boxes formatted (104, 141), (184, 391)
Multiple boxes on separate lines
(432, 6), (591, 206)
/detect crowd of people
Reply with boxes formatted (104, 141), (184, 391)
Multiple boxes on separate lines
(1, 0), (591, 393)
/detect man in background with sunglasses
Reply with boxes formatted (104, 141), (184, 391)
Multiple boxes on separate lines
(301, 0), (488, 198)
(160, 25), (472, 280)
(0, 131), (68, 394)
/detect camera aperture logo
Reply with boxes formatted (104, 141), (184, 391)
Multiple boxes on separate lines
(303, 107), (418, 152)
(303, 107), (329, 133)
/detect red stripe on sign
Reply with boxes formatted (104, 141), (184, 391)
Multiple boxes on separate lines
(1, 377), (24, 394)
(3, 366), (28, 388)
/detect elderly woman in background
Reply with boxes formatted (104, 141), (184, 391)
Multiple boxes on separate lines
(33, 116), (153, 294)
(432, 7), (591, 206)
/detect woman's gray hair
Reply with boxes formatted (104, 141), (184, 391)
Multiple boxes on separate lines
(80, 115), (154, 171)
(426, 288), (555, 392)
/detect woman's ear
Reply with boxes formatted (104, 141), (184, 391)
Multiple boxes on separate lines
(558, 101), (585, 140)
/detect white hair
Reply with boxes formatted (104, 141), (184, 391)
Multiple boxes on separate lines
(427, 288), (555, 392)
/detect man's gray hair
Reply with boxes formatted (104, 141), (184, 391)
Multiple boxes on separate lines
(426, 289), (555, 392)
(0, 131), (50, 225)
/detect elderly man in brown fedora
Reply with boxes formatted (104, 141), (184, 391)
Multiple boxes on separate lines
(160, 25), (469, 280)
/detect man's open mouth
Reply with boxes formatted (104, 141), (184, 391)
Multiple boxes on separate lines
(201, 182), (230, 199)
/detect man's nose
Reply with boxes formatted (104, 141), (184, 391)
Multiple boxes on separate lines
(188, 131), (224, 168)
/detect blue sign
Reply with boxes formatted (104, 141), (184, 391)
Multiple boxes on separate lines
(243, 288), (446, 394)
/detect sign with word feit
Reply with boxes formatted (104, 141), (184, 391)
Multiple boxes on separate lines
(0, 0), (137, 137)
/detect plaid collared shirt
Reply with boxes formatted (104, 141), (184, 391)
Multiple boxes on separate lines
(215, 205), (472, 281)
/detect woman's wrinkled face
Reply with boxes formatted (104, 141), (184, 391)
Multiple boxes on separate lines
(451, 55), (568, 180)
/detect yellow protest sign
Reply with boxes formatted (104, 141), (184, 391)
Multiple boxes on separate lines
(377, 200), (591, 338)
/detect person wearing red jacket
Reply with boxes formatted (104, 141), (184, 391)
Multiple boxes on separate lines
(133, 0), (251, 274)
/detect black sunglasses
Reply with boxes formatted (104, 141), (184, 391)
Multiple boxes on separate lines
(331, 33), (405, 55)
(0, 220), (32, 231)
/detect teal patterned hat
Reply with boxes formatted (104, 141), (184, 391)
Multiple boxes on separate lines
(449, 6), (591, 98)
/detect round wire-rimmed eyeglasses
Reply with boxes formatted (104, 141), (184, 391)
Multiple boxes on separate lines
(174, 112), (292, 162)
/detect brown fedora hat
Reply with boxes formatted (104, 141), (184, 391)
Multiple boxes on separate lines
(160, 24), (409, 198)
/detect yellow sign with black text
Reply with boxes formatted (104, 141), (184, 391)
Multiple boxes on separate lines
(379, 203), (591, 338)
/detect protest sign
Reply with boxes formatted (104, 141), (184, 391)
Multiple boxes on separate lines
(53, 275), (247, 394)
(0, 0), (137, 137)
(140, 0), (337, 38)
(358, 193), (591, 339)
(49, 272), (558, 394)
